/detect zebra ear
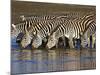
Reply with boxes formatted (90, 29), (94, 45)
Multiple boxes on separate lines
(48, 33), (50, 36)
(11, 24), (16, 29)
(20, 15), (26, 21)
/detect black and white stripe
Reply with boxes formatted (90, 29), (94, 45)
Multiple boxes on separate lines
(81, 18), (96, 48)
(21, 17), (66, 48)
(11, 21), (28, 38)
(46, 13), (96, 49)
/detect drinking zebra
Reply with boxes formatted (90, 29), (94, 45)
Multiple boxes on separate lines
(20, 12), (86, 48)
(81, 20), (96, 48)
(11, 22), (28, 39)
(11, 14), (60, 42)
(46, 13), (96, 49)
(20, 17), (66, 48)
(12, 12), (95, 49)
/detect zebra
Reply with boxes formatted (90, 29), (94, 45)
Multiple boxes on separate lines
(13, 12), (94, 49)
(20, 12), (91, 48)
(12, 12), (87, 39)
(46, 19), (77, 49)
(46, 13), (96, 49)
(81, 21), (96, 48)
(11, 21), (29, 39)
(19, 15), (58, 21)
(20, 17), (66, 48)
(11, 15), (61, 41)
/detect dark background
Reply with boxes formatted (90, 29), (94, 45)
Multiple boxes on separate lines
(11, 1), (96, 24)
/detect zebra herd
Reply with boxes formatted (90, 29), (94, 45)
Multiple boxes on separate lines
(11, 12), (96, 49)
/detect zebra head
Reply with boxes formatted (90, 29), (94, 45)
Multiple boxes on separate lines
(46, 32), (58, 49)
(11, 22), (26, 38)
(20, 15), (26, 21)
(11, 24), (18, 38)
(20, 26), (37, 48)
(32, 35), (42, 48)
(21, 32), (32, 48)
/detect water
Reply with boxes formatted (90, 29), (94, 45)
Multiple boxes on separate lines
(11, 48), (96, 74)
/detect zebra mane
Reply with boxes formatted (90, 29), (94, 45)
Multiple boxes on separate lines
(49, 22), (62, 36)
(11, 24), (16, 29)
(83, 14), (96, 35)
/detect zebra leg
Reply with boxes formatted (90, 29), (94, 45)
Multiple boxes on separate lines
(92, 38), (95, 49)
(55, 39), (58, 48)
(81, 31), (89, 48)
(94, 40), (96, 49)
(92, 35), (96, 49)
(73, 38), (77, 48)
(69, 38), (74, 49)
(62, 36), (66, 48)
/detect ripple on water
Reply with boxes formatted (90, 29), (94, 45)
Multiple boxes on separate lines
(11, 48), (96, 74)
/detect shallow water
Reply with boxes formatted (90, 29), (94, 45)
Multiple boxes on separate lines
(11, 48), (96, 74)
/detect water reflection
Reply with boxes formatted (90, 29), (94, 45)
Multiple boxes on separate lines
(11, 49), (96, 74)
